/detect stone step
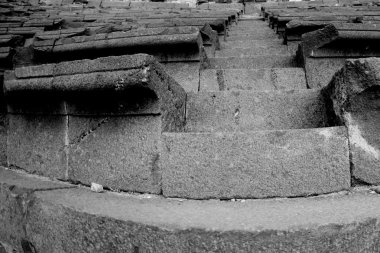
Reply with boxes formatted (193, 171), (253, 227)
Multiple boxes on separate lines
(215, 47), (289, 57)
(185, 89), (327, 132)
(162, 127), (349, 199)
(227, 34), (279, 40)
(231, 24), (270, 30)
(207, 55), (297, 69)
(236, 20), (269, 27)
(4, 166), (380, 252)
(220, 39), (284, 49)
(227, 29), (276, 37)
(199, 68), (307, 91)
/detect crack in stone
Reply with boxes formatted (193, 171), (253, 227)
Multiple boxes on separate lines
(69, 117), (109, 145)
(216, 69), (225, 91)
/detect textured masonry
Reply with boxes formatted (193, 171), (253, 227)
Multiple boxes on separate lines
(4, 54), (186, 193)
(324, 58), (380, 184)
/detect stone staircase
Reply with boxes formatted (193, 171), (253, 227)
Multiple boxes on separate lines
(161, 14), (349, 199)
(1, 12), (380, 253)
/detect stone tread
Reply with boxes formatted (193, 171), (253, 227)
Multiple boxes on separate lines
(200, 68), (307, 91)
(1, 167), (380, 252)
(208, 55), (297, 69)
(215, 47), (289, 57)
(185, 89), (327, 132)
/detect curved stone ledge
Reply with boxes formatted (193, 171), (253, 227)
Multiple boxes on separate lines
(1, 167), (380, 253)
(32, 26), (203, 63)
(5, 54), (186, 118)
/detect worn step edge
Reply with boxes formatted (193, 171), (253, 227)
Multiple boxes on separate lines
(1, 167), (380, 252)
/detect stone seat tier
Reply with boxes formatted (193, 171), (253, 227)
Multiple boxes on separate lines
(3, 167), (379, 253)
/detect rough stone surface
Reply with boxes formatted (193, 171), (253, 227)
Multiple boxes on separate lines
(162, 127), (350, 199)
(7, 114), (68, 180)
(68, 115), (162, 193)
(215, 47), (289, 57)
(0, 114), (7, 167)
(4, 55), (186, 191)
(13, 179), (380, 253)
(163, 62), (200, 92)
(0, 167), (74, 253)
(200, 68), (307, 91)
(185, 89), (327, 132)
(221, 39), (283, 49)
(324, 58), (380, 184)
(304, 57), (347, 89)
(208, 55), (297, 69)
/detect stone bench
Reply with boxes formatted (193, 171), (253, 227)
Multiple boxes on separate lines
(285, 20), (380, 54)
(298, 23), (380, 88)
(3, 54), (186, 194)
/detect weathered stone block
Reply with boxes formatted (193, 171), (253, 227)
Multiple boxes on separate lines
(200, 68), (307, 91)
(7, 114), (68, 179)
(323, 58), (380, 184)
(162, 62), (200, 92)
(186, 89), (327, 132)
(208, 55), (297, 69)
(68, 116), (162, 193)
(162, 127), (350, 199)
(4, 55), (186, 193)
(299, 24), (380, 88)
(0, 167), (74, 252)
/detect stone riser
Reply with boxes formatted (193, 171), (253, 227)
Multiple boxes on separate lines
(199, 68), (307, 91)
(185, 89), (328, 132)
(162, 127), (350, 199)
(215, 47), (289, 57)
(207, 55), (298, 69)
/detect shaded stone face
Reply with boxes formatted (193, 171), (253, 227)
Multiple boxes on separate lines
(323, 58), (380, 184)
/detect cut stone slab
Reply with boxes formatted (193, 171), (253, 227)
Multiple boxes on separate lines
(185, 89), (327, 132)
(162, 127), (349, 199)
(227, 30), (278, 37)
(220, 39), (283, 49)
(199, 68), (307, 91)
(0, 167), (376, 252)
(162, 62), (200, 92)
(215, 47), (289, 57)
(323, 58), (380, 184)
(0, 167), (74, 253)
(7, 114), (69, 180)
(226, 34), (279, 40)
(208, 55), (297, 69)
(68, 115), (162, 194)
